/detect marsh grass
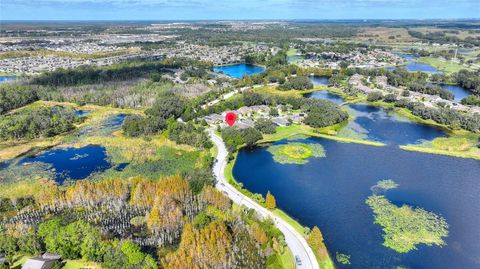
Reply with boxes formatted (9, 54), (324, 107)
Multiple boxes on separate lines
(267, 142), (326, 164)
(402, 130), (480, 160)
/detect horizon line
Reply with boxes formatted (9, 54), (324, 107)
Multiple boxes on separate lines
(1, 18), (480, 22)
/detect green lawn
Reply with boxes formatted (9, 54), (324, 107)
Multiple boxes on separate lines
(286, 48), (299, 57)
(62, 259), (102, 269)
(280, 247), (296, 269)
(272, 208), (306, 235)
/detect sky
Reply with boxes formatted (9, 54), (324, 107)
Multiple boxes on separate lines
(1, 0), (479, 21)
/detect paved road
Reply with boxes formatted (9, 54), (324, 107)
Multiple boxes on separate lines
(209, 131), (320, 269)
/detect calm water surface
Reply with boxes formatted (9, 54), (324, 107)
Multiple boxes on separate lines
(105, 113), (128, 128)
(18, 145), (112, 184)
(440, 84), (471, 102)
(306, 90), (344, 104)
(307, 91), (446, 145)
(344, 104), (446, 144)
(0, 76), (16, 83)
(234, 137), (480, 269)
(213, 64), (265, 79)
(387, 54), (442, 73)
(75, 110), (91, 117)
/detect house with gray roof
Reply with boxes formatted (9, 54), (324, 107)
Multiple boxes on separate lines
(22, 253), (61, 269)
(272, 117), (291, 127)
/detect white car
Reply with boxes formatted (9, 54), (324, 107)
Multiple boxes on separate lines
(295, 255), (302, 267)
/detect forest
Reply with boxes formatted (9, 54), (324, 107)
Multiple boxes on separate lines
(0, 106), (77, 141)
(0, 176), (292, 269)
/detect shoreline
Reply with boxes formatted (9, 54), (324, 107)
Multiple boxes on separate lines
(209, 131), (326, 269)
(301, 87), (480, 160)
(223, 146), (335, 269)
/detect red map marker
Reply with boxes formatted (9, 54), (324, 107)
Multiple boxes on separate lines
(225, 112), (236, 126)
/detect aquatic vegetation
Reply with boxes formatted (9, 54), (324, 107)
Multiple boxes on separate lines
(335, 252), (351, 265)
(267, 142), (326, 164)
(0, 162), (55, 185)
(366, 181), (449, 253)
(370, 179), (399, 194)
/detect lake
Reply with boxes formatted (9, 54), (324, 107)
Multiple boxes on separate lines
(387, 54), (442, 73)
(305, 90), (344, 105)
(233, 137), (480, 269)
(0, 76), (16, 83)
(387, 62), (442, 73)
(342, 104), (446, 145)
(440, 84), (471, 102)
(18, 145), (112, 184)
(307, 91), (446, 145)
(213, 64), (265, 79)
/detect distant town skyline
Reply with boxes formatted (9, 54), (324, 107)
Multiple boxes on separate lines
(1, 0), (479, 21)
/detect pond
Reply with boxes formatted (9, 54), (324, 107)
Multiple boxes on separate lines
(387, 62), (442, 73)
(305, 90), (344, 105)
(458, 49), (474, 53)
(18, 145), (112, 184)
(387, 54), (442, 73)
(233, 136), (480, 269)
(309, 76), (330, 86)
(0, 76), (16, 83)
(75, 110), (91, 117)
(440, 84), (471, 102)
(212, 64), (265, 79)
(105, 113), (128, 128)
(288, 55), (305, 63)
(341, 104), (446, 145)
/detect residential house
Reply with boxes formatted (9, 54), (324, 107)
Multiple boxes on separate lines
(22, 253), (61, 269)
(272, 117), (291, 127)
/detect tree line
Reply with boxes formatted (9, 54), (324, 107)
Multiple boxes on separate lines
(0, 106), (77, 141)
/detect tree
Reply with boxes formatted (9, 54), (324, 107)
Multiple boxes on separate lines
(367, 91), (384, 102)
(243, 128), (263, 147)
(250, 223), (268, 245)
(279, 76), (313, 91)
(307, 226), (328, 259)
(0, 235), (17, 262)
(255, 118), (276, 134)
(0, 198), (14, 212)
(17, 232), (42, 256)
(265, 191), (276, 209)
(146, 94), (186, 120)
(303, 100), (348, 128)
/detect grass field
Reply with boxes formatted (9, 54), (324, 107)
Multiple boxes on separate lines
(287, 48), (299, 57)
(254, 85), (318, 98)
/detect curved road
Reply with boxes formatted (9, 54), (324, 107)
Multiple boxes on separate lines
(209, 131), (320, 269)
